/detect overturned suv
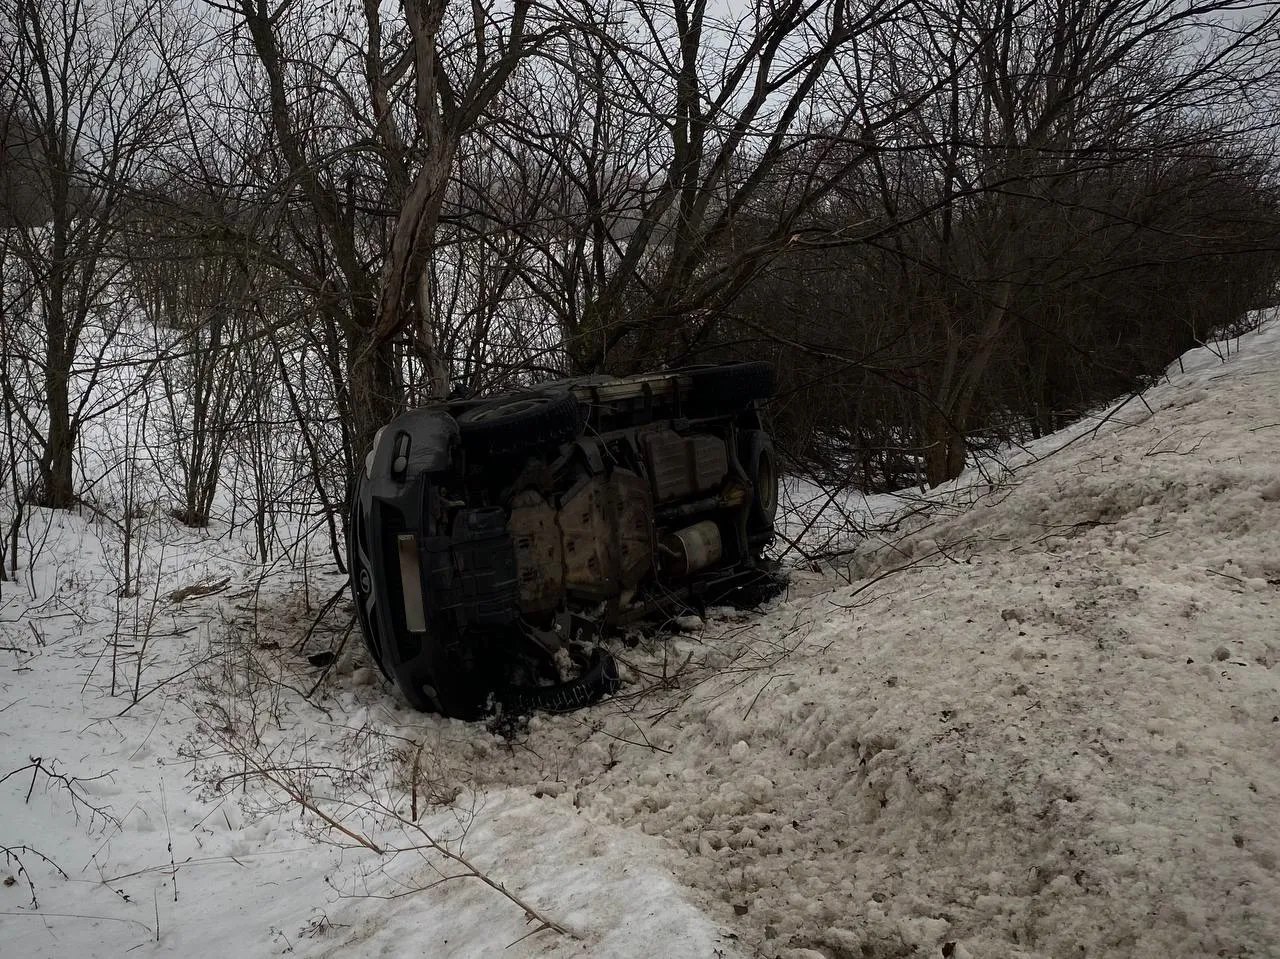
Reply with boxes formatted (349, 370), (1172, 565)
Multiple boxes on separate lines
(349, 362), (779, 718)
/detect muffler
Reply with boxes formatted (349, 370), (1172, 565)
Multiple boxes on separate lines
(661, 520), (723, 577)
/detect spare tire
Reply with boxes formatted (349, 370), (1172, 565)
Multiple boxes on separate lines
(686, 361), (775, 414)
(456, 390), (583, 456)
(742, 429), (778, 534)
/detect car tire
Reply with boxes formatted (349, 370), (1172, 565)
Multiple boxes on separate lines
(456, 390), (583, 456)
(742, 429), (779, 533)
(686, 361), (775, 414)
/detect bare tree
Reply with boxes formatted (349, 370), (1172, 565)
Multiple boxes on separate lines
(126, 207), (254, 528)
(222, 0), (541, 461)
(476, 0), (935, 373)
(877, 0), (1280, 482)
(713, 0), (1280, 485)
(4, 0), (1277, 580)
(0, 0), (186, 507)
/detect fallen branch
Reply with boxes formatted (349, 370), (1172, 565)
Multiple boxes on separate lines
(0, 757), (119, 829)
(226, 741), (580, 941)
(168, 575), (232, 604)
(2, 843), (69, 909)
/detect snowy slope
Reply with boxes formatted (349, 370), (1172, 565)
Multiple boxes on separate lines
(3, 317), (1279, 959)
(0, 502), (744, 951)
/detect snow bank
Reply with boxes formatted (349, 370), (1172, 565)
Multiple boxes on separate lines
(475, 317), (1280, 957)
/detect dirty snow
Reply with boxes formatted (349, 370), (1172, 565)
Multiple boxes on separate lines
(3, 316), (1280, 958)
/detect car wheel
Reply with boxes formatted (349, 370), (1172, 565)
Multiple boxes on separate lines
(742, 429), (778, 533)
(456, 390), (583, 456)
(686, 361), (775, 413)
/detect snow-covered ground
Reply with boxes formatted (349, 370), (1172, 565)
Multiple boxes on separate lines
(3, 318), (1279, 958)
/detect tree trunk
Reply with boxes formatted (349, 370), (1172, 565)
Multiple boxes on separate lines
(923, 407), (967, 488)
(41, 377), (76, 508)
(347, 333), (401, 462)
(40, 279), (76, 509)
